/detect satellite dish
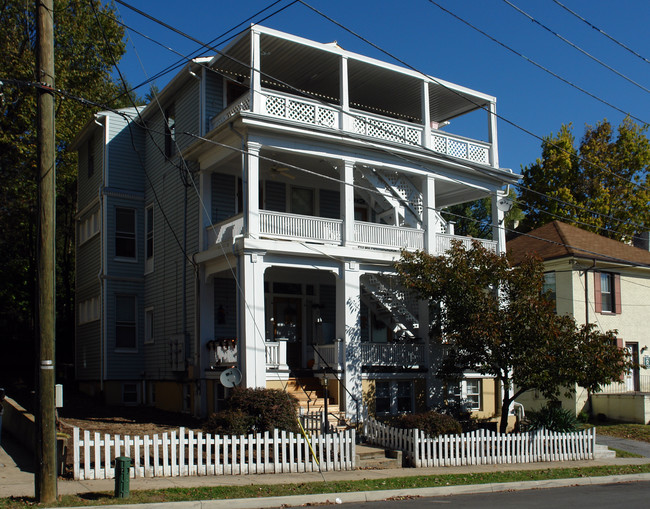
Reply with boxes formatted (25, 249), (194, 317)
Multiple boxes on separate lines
(496, 196), (513, 213)
(220, 367), (242, 388)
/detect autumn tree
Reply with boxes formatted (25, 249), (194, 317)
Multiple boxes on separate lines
(395, 241), (631, 433)
(0, 0), (128, 385)
(519, 118), (650, 242)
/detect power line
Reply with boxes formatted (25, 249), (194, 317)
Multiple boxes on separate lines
(503, 0), (650, 95)
(551, 0), (650, 66)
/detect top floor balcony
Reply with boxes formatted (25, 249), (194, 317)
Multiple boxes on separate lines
(205, 25), (500, 169)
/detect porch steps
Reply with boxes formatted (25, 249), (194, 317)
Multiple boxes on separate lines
(594, 444), (616, 459)
(286, 378), (347, 431)
(355, 444), (403, 469)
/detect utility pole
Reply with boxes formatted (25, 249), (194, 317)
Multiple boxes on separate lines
(36, 0), (57, 502)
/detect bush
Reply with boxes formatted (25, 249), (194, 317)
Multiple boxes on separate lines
(391, 411), (462, 436)
(525, 404), (577, 432)
(204, 387), (300, 435)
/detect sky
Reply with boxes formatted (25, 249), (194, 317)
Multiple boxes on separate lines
(111, 0), (650, 175)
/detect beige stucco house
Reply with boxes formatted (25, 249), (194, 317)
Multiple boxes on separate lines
(508, 221), (650, 423)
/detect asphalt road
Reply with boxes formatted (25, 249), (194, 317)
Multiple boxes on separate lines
(294, 480), (650, 508)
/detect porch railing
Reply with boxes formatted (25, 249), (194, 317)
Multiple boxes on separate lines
(265, 340), (288, 370)
(360, 343), (425, 367)
(355, 221), (424, 251)
(596, 375), (650, 394)
(209, 89), (494, 167)
(313, 342), (344, 371)
(436, 232), (497, 253)
(260, 210), (342, 243)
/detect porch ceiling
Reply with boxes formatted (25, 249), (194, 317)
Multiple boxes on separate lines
(209, 27), (490, 124)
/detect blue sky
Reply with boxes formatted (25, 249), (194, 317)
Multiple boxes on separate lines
(112, 0), (650, 174)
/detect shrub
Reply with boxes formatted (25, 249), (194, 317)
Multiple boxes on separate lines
(392, 411), (462, 436)
(525, 404), (577, 432)
(204, 387), (300, 435)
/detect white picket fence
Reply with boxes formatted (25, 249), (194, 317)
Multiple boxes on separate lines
(72, 427), (355, 480)
(365, 418), (595, 467)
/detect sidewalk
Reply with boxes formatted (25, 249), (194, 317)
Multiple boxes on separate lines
(3, 432), (650, 501)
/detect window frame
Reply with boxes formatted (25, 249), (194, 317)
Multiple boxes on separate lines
(145, 204), (154, 273)
(115, 207), (136, 260)
(374, 380), (414, 416)
(115, 294), (137, 351)
(144, 306), (154, 344)
(595, 271), (621, 314)
(446, 378), (482, 411)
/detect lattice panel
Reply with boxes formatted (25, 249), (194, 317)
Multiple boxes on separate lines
(405, 128), (421, 145)
(288, 100), (316, 124)
(265, 96), (287, 118)
(353, 117), (366, 134)
(468, 145), (489, 164)
(382, 172), (423, 219)
(448, 139), (468, 159)
(317, 108), (336, 128)
(366, 119), (405, 143)
(432, 135), (447, 154)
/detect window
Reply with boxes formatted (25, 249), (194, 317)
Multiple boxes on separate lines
(79, 210), (100, 245)
(145, 205), (154, 272)
(164, 106), (176, 157)
(122, 383), (138, 405)
(87, 139), (94, 179)
(115, 208), (136, 259)
(595, 272), (621, 314)
(79, 296), (100, 324)
(291, 187), (314, 216)
(446, 378), (482, 411)
(543, 272), (556, 304)
(115, 295), (136, 349)
(374, 380), (413, 415)
(144, 307), (154, 344)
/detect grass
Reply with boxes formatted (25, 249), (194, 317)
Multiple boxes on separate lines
(593, 423), (650, 443)
(2, 464), (650, 509)
(610, 447), (644, 458)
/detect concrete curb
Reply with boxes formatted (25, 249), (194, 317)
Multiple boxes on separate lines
(64, 473), (650, 509)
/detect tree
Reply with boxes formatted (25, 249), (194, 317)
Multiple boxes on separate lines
(519, 118), (650, 242)
(441, 188), (524, 239)
(395, 241), (631, 433)
(0, 0), (127, 385)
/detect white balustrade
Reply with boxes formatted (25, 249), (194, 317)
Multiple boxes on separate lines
(314, 342), (343, 371)
(209, 89), (493, 166)
(260, 210), (342, 244)
(205, 214), (244, 248)
(354, 221), (424, 251)
(265, 340), (288, 370)
(435, 233), (497, 254)
(360, 343), (425, 367)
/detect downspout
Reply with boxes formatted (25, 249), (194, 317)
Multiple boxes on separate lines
(100, 114), (109, 394)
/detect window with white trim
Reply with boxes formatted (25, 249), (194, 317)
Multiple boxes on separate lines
(145, 204), (154, 273)
(115, 207), (136, 259)
(374, 380), (414, 415)
(79, 210), (100, 245)
(543, 272), (556, 304)
(78, 296), (100, 324)
(447, 378), (482, 411)
(144, 307), (154, 344)
(595, 272), (621, 314)
(115, 294), (137, 349)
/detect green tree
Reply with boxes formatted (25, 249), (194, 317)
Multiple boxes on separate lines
(395, 241), (631, 433)
(0, 0), (126, 384)
(442, 188), (523, 239)
(519, 118), (650, 242)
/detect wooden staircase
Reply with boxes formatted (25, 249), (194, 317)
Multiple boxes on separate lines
(286, 377), (347, 432)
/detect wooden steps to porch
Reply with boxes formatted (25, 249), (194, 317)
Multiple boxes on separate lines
(286, 377), (347, 431)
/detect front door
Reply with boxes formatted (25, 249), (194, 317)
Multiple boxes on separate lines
(273, 297), (302, 370)
(625, 342), (640, 391)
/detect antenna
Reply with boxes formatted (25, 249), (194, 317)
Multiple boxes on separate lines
(220, 367), (242, 388)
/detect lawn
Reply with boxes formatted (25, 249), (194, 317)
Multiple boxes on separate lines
(2, 464), (650, 509)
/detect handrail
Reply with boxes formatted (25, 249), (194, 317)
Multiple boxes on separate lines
(311, 345), (361, 432)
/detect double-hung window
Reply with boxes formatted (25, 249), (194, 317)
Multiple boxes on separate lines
(375, 380), (413, 415)
(115, 295), (137, 349)
(595, 272), (621, 314)
(115, 208), (136, 259)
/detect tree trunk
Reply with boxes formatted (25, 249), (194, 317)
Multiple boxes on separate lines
(500, 382), (511, 434)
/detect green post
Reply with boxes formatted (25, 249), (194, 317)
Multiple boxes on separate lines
(114, 457), (131, 498)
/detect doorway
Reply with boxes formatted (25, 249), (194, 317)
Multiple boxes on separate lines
(625, 342), (640, 391)
(273, 297), (302, 370)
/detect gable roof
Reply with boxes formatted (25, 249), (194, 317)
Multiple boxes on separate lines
(507, 221), (650, 267)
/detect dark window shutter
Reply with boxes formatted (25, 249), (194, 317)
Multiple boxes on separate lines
(614, 274), (622, 314)
(594, 272), (602, 313)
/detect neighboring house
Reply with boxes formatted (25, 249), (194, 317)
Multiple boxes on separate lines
(508, 221), (650, 423)
(72, 25), (518, 423)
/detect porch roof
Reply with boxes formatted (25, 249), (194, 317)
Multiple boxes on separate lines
(208, 25), (493, 124)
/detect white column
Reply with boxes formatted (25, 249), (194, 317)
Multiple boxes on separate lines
(238, 252), (267, 388)
(421, 81), (431, 149)
(250, 30), (262, 113)
(336, 262), (361, 421)
(422, 175), (436, 254)
(339, 56), (350, 131)
(491, 191), (506, 254)
(341, 160), (355, 245)
(488, 100), (499, 168)
(245, 141), (261, 237)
